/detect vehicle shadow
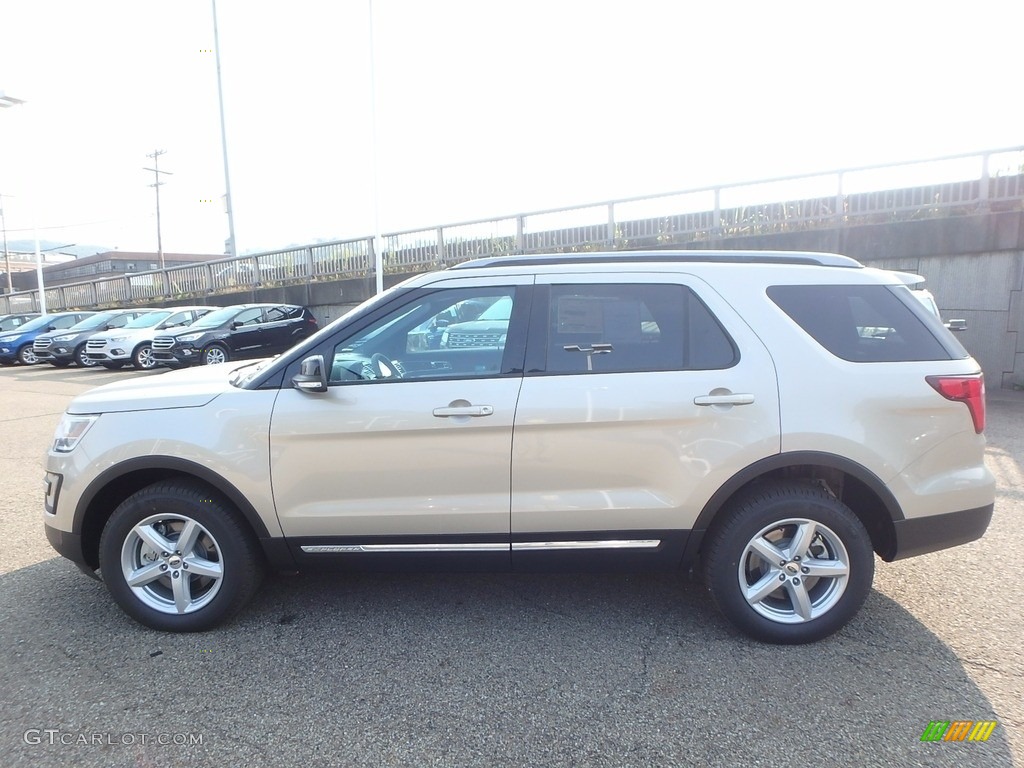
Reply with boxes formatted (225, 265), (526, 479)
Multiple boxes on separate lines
(0, 558), (1013, 768)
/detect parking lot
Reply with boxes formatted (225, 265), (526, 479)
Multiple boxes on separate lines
(0, 363), (1021, 768)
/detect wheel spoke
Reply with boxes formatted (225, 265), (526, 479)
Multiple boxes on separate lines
(133, 523), (176, 555)
(183, 554), (222, 580)
(744, 571), (782, 606)
(171, 571), (193, 613)
(176, 520), (201, 556)
(788, 521), (817, 559)
(126, 562), (165, 587)
(802, 558), (848, 578)
(749, 536), (787, 566)
(785, 579), (813, 621)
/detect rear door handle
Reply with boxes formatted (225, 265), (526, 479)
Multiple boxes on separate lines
(694, 393), (755, 406)
(433, 405), (494, 418)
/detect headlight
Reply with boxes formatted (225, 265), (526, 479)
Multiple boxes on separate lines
(177, 333), (204, 342)
(53, 334), (76, 342)
(108, 335), (128, 343)
(52, 414), (99, 453)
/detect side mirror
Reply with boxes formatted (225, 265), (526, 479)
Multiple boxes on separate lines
(434, 318), (450, 328)
(292, 354), (328, 393)
(946, 319), (967, 332)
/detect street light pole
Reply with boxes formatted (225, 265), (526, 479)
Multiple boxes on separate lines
(368, 0), (384, 295)
(0, 194), (12, 294)
(0, 90), (26, 294)
(212, 0), (238, 259)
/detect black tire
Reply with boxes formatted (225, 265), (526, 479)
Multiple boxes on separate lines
(101, 362), (126, 370)
(702, 481), (874, 644)
(201, 344), (230, 365)
(17, 344), (38, 365)
(51, 360), (71, 368)
(99, 480), (264, 632)
(132, 343), (157, 370)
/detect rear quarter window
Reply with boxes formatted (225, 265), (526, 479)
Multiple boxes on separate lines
(768, 284), (967, 362)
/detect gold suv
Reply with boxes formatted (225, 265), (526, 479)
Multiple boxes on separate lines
(43, 251), (994, 643)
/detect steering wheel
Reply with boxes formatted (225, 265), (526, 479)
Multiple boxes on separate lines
(369, 353), (403, 379)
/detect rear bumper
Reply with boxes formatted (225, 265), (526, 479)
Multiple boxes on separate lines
(889, 504), (993, 560)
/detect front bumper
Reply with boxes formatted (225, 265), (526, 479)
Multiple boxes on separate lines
(41, 346), (75, 364)
(889, 504), (993, 560)
(152, 345), (200, 367)
(44, 524), (99, 579)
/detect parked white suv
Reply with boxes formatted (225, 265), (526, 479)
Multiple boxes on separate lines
(83, 306), (215, 369)
(43, 251), (994, 643)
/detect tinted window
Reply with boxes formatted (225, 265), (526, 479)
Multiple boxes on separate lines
(768, 284), (962, 362)
(543, 284), (736, 374)
(266, 306), (301, 322)
(233, 308), (264, 327)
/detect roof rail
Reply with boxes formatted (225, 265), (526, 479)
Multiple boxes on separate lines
(450, 250), (864, 270)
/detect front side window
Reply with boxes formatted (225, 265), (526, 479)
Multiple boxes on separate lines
(329, 287), (518, 383)
(233, 308), (264, 327)
(542, 283), (736, 374)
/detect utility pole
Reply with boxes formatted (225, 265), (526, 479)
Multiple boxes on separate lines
(144, 150), (172, 290)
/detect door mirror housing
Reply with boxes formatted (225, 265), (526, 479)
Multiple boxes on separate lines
(292, 354), (328, 393)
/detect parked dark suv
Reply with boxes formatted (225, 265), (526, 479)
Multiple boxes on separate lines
(34, 309), (158, 367)
(150, 303), (319, 367)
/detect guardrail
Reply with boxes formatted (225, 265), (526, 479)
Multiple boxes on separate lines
(2, 145), (1022, 315)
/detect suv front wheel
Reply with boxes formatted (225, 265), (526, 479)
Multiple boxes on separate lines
(99, 481), (264, 631)
(703, 482), (874, 644)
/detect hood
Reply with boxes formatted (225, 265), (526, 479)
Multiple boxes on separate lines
(67, 360), (255, 414)
(89, 327), (150, 342)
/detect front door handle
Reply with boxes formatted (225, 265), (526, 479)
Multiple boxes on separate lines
(694, 393), (755, 406)
(433, 405), (494, 418)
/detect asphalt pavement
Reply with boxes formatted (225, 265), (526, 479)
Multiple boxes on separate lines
(0, 364), (1020, 768)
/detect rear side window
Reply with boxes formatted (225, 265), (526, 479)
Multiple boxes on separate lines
(768, 284), (965, 362)
(543, 283), (736, 373)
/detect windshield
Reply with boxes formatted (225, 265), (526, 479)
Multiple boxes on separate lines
(7, 314), (82, 333)
(123, 311), (171, 329)
(187, 306), (247, 330)
(67, 312), (120, 332)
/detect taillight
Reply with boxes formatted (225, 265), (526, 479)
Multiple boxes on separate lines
(926, 374), (985, 433)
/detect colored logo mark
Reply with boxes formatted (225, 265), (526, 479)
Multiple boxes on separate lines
(921, 720), (998, 742)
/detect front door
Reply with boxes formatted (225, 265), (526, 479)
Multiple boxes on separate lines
(269, 276), (533, 567)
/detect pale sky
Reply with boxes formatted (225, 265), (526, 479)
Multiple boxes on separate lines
(1, 0), (1021, 257)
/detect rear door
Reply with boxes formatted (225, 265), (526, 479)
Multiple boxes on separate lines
(510, 272), (781, 569)
(262, 305), (305, 354)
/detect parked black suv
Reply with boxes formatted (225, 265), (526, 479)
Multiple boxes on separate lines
(150, 303), (319, 367)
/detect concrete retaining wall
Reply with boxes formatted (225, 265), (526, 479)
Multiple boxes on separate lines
(155, 210), (1024, 389)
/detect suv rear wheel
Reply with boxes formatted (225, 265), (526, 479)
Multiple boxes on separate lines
(703, 482), (874, 644)
(98, 481), (264, 631)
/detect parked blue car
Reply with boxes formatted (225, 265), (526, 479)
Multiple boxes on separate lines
(0, 312), (95, 365)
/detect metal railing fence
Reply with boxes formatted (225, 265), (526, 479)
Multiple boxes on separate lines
(2, 145), (1022, 314)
